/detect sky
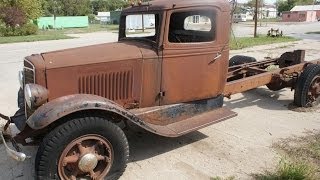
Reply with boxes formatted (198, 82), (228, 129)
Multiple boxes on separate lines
(237, 0), (276, 5)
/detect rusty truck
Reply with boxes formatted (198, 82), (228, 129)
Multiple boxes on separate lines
(1, 0), (320, 179)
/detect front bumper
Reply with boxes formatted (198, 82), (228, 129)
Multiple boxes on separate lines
(0, 112), (28, 162)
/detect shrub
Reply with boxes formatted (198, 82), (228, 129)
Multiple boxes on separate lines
(20, 23), (38, 35)
(88, 14), (96, 23)
(0, 23), (38, 36)
(0, 6), (27, 27)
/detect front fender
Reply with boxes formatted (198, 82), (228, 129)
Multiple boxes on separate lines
(26, 94), (154, 132)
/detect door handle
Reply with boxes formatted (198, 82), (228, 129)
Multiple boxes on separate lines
(209, 53), (222, 65)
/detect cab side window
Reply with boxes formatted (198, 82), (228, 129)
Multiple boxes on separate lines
(168, 10), (216, 43)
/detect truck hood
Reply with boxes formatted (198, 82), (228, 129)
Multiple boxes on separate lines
(41, 42), (144, 69)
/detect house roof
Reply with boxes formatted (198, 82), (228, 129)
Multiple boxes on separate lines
(291, 5), (320, 12)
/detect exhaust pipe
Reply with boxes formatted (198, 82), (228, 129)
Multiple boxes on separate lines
(0, 131), (27, 162)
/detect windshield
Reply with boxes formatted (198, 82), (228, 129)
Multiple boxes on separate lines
(122, 13), (158, 42)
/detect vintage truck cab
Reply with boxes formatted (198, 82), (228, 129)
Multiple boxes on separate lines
(1, 0), (320, 179)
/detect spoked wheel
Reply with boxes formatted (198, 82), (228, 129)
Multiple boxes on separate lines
(36, 116), (129, 180)
(307, 75), (320, 106)
(58, 135), (114, 180)
(294, 64), (320, 107)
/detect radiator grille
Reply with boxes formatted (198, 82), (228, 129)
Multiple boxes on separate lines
(23, 60), (36, 117)
(24, 68), (35, 85)
(78, 70), (133, 101)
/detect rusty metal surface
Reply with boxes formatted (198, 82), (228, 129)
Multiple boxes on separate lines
(224, 59), (320, 96)
(122, 0), (230, 13)
(25, 94), (235, 138)
(131, 95), (223, 126)
(23, 56), (46, 118)
(41, 42), (143, 70)
(25, 55), (46, 87)
(25, 84), (49, 107)
(45, 56), (142, 108)
(161, 8), (230, 105)
(0, 112), (10, 121)
(145, 107), (237, 137)
(26, 94), (153, 131)
(139, 49), (161, 107)
(58, 135), (113, 179)
(308, 75), (320, 106)
(25, 4), (231, 112)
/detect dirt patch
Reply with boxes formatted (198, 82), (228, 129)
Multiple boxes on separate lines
(288, 103), (320, 113)
(252, 130), (320, 179)
(273, 130), (320, 167)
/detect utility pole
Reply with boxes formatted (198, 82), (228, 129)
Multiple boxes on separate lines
(254, 0), (258, 37)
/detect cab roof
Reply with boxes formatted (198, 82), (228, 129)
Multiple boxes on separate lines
(122, 0), (230, 13)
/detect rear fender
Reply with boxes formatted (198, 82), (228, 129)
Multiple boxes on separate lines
(26, 94), (154, 132)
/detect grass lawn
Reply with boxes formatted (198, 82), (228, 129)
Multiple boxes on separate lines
(61, 24), (119, 34)
(230, 36), (297, 50)
(0, 32), (73, 44)
(252, 131), (320, 180)
(246, 18), (281, 23)
(0, 24), (119, 44)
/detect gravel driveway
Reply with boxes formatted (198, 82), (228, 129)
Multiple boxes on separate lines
(0, 27), (320, 179)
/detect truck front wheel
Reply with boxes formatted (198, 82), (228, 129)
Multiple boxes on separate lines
(35, 116), (129, 180)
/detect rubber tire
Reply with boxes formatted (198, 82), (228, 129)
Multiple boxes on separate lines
(35, 116), (129, 180)
(294, 64), (320, 107)
(229, 55), (257, 67)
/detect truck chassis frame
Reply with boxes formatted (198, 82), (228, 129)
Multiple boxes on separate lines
(225, 50), (320, 98)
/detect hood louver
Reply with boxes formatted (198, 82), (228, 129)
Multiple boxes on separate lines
(78, 70), (133, 101)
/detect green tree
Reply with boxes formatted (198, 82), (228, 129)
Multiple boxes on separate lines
(91, 0), (128, 14)
(0, 0), (43, 20)
(43, 0), (91, 16)
(18, 0), (43, 19)
(276, 0), (295, 13)
(246, 0), (264, 8)
(276, 0), (315, 13)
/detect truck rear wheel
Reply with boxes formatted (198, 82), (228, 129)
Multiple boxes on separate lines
(229, 55), (257, 67)
(294, 64), (320, 107)
(35, 116), (129, 180)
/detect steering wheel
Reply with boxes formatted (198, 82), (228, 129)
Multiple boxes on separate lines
(169, 31), (181, 43)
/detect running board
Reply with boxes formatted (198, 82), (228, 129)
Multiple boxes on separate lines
(144, 107), (237, 137)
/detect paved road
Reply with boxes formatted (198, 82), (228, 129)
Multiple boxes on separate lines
(0, 28), (319, 179)
(0, 32), (118, 115)
(232, 21), (320, 40)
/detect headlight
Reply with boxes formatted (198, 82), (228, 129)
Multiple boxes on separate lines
(24, 84), (49, 108)
(18, 71), (24, 88)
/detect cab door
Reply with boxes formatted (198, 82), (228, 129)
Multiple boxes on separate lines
(160, 7), (230, 105)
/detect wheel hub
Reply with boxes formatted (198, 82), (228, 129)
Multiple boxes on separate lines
(58, 135), (114, 179)
(308, 76), (320, 105)
(78, 153), (98, 172)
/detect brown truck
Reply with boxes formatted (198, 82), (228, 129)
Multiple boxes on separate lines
(1, 0), (320, 179)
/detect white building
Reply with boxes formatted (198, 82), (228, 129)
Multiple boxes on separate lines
(126, 14), (155, 30)
(96, 12), (111, 23)
(261, 5), (277, 18)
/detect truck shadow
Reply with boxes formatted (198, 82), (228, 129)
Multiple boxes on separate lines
(224, 87), (293, 111)
(0, 127), (208, 179)
(125, 124), (208, 162)
(0, 144), (37, 179)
